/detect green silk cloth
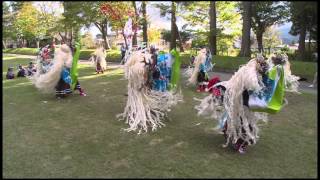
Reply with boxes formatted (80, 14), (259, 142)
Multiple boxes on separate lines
(71, 41), (81, 90)
(265, 65), (285, 113)
(252, 65), (285, 114)
(169, 49), (181, 91)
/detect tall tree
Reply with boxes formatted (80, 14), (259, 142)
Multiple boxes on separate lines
(209, 1), (217, 55)
(170, 2), (177, 50)
(100, 2), (134, 49)
(239, 1), (252, 57)
(60, 2), (86, 47)
(155, 2), (184, 51)
(182, 1), (241, 55)
(14, 2), (42, 47)
(141, 1), (148, 45)
(79, 2), (111, 49)
(289, 1), (317, 60)
(2, 2), (15, 48)
(132, 1), (139, 46)
(251, 2), (289, 53)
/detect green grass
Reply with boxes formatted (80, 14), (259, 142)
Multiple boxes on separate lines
(3, 55), (317, 178)
(3, 48), (121, 62)
(4, 48), (316, 80)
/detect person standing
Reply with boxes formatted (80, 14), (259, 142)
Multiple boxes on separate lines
(120, 44), (126, 64)
(309, 52), (317, 88)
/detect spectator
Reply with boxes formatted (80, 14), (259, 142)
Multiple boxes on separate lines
(121, 44), (126, 61)
(6, 67), (15, 79)
(309, 53), (318, 88)
(27, 62), (36, 76)
(17, 64), (26, 77)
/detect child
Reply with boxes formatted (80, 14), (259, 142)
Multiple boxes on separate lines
(27, 62), (36, 76)
(17, 64), (26, 77)
(6, 67), (15, 79)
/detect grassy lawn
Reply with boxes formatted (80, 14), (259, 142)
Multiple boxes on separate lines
(3, 56), (317, 178)
(3, 48), (317, 81)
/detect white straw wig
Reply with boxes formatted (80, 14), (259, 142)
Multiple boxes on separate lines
(195, 56), (268, 147)
(90, 47), (107, 71)
(117, 50), (182, 134)
(29, 44), (72, 93)
(187, 48), (207, 85)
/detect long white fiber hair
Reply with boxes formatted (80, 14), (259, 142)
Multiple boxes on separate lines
(29, 44), (72, 93)
(90, 47), (107, 71)
(187, 48), (207, 85)
(117, 50), (182, 134)
(195, 56), (268, 147)
(268, 53), (300, 93)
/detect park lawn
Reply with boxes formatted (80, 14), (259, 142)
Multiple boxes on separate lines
(3, 48), (317, 81)
(3, 56), (317, 178)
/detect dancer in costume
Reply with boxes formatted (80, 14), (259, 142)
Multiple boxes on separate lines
(194, 53), (300, 153)
(36, 45), (54, 75)
(30, 41), (86, 98)
(168, 48), (181, 91)
(153, 51), (169, 92)
(117, 49), (182, 134)
(89, 47), (107, 74)
(188, 48), (211, 92)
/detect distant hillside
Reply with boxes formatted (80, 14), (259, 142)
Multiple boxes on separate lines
(276, 23), (299, 45)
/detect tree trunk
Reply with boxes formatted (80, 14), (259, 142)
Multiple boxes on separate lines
(256, 29), (264, 53)
(3, 40), (7, 49)
(209, 1), (217, 55)
(239, 1), (251, 57)
(37, 40), (40, 48)
(174, 23), (184, 52)
(170, 2), (177, 50)
(94, 21), (110, 49)
(132, 1), (138, 46)
(298, 24), (306, 60)
(101, 25), (110, 49)
(142, 1), (148, 46)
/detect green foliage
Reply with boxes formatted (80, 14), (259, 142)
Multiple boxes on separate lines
(181, 1), (242, 55)
(251, 2), (289, 31)
(81, 32), (96, 49)
(100, 2), (134, 32)
(148, 27), (161, 44)
(263, 27), (282, 49)
(13, 2), (40, 41)
(289, 1), (317, 38)
(161, 29), (192, 44)
(2, 2), (17, 41)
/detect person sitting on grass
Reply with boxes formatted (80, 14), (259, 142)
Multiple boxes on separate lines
(6, 67), (15, 79)
(26, 62), (36, 76)
(17, 64), (26, 77)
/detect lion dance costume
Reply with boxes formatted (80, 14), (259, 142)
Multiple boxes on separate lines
(194, 53), (300, 153)
(117, 47), (182, 134)
(30, 42), (86, 98)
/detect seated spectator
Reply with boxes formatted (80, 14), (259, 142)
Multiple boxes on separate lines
(17, 64), (26, 77)
(6, 67), (15, 79)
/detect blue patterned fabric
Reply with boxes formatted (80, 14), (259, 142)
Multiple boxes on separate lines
(153, 53), (171, 92)
(61, 68), (72, 84)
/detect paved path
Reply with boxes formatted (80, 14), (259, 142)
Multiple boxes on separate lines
(4, 53), (317, 94)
